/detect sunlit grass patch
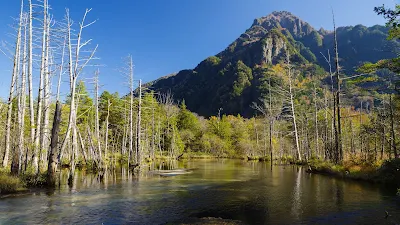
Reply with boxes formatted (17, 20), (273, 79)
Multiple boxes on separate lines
(0, 172), (25, 194)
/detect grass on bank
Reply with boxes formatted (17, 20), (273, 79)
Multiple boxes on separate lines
(0, 168), (25, 194)
(307, 158), (400, 185)
(0, 167), (49, 195)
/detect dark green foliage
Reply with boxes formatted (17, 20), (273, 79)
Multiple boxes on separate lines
(205, 56), (221, 66)
(177, 101), (201, 132)
(232, 61), (253, 97)
(377, 159), (400, 185)
(20, 172), (48, 187)
(374, 4), (400, 40)
(357, 5), (400, 90)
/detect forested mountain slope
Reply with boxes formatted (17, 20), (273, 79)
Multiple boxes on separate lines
(146, 11), (400, 117)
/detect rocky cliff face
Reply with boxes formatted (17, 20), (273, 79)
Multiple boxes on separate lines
(252, 11), (314, 38)
(145, 11), (400, 117)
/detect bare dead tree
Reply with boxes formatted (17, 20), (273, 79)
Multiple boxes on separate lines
(286, 53), (301, 161)
(57, 8), (98, 184)
(28, 0), (35, 147)
(104, 99), (111, 158)
(3, 0), (24, 168)
(94, 69), (102, 164)
(32, 0), (49, 173)
(136, 79), (142, 164)
(332, 10), (343, 163)
(17, 14), (28, 173)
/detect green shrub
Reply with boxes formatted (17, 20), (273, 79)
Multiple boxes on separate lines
(0, 173), (23, 194)
(377, 158), (400, 185)
(20, 172), (47, 187)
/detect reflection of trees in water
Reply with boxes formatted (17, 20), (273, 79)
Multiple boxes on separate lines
(333, 179), (344, 211)
(291, 167), (302, 219)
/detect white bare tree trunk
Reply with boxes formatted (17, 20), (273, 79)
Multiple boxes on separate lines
(287, 54), (301, 161)
(28, 0), (35, 146)
(59, 9), (74, 161)
(94, 69), (102, 163)
(41, 13), (51, 164)
(33, 0), (48, 173)
(314, 84), (319, 158)
(128, 55), (134, 166)
(18, 15), (28, 173)
(151, 107), (155, 159)
(105, 100), (111, 159)
(56, 37), (66, 102)
(136, 79), (142, 164)
(3, 0), (24, 168)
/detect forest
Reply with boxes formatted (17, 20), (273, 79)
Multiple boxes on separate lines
(0, 0), (400, 196)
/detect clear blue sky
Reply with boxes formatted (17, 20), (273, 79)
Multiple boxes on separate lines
(0, 0), (397, 99)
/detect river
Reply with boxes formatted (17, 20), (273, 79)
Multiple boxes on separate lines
(0, 159), (399, 224)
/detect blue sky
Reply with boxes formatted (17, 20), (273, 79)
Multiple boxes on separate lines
(0, 0), (397, 99)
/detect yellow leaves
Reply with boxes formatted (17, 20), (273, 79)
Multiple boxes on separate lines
(296, 76), (312, 88)
(209, 116), (218, 122)
(270, 64), (289, 82)
(271, 64), (285, 75)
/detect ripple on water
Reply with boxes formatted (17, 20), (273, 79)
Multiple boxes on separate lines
(0, 160), (399, 225)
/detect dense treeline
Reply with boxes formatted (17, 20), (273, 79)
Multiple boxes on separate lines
(0, 0), (400, 190)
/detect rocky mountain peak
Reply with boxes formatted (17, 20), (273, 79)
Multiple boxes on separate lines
(251, 11), (315, 39)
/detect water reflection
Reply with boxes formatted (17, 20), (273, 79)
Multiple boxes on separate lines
(0, 160), (398, 225)
(291, 167), (302, 219)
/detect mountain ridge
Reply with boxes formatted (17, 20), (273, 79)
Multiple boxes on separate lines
(145, 11), (400, 117)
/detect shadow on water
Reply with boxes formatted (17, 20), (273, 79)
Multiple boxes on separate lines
(0, 159), (399, 225)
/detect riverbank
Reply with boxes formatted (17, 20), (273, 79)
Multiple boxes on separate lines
(3, 157), (399, 195)
(156, 152), (272, 161)
(0, 169), (48, 195)
(0, 172), (25, 194)
(306, 158), (400, 186)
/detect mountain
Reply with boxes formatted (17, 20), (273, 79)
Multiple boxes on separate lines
(146, 11), (400, 117)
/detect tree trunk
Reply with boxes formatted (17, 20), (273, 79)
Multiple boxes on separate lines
(151, 107), (155, 159)
(17, 16), (28, 173)
(94, 69), (102, 165)
(48, 101), (61, 187)
(287, 54), (301, 161)
(268, 75), (273, 162)
(3, 0), (23, 168)
(136, 79), (142, 164)
(389, 94), (397, 158)
(77, 129), (87, 163)
(313, 84), (319, 158)
(28, 0), (35, 148)
(324, 89), (329, 160)
(59, 9), (75, 163)
(381, 118), (385, 160)
(128, 56), (134, 167)
(333, 12), (343, 163)
(41, 11), (51, 167)
(359, 101), (364, 157)
(68, 124), (78, 186)
(33, 0), (48, 173)
(105, 100), (111, 159)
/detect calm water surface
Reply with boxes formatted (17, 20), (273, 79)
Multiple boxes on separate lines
(0, 159), (399, 224)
